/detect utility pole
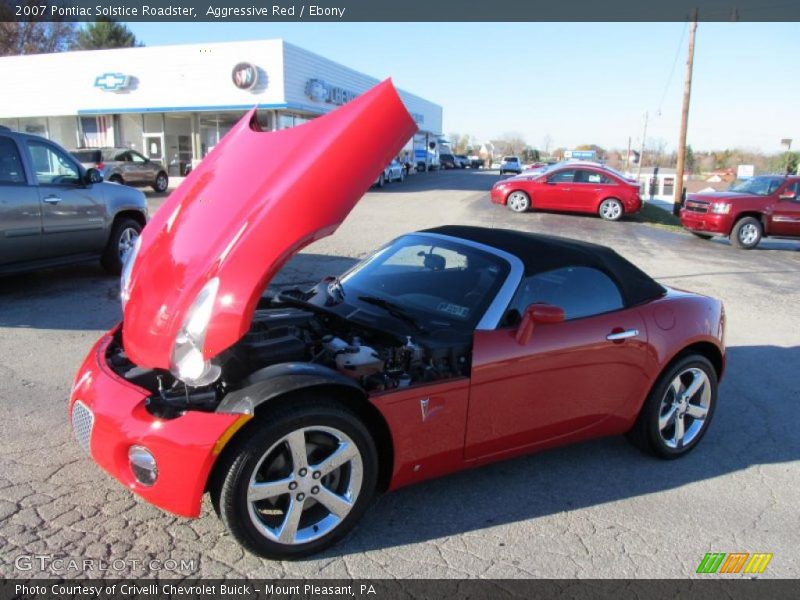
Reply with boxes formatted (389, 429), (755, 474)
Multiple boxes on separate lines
(636, 111), (648, 183)
(673, 10), (698, 215)
(624, 136), (632, 171)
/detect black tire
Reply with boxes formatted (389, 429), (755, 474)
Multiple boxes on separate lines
(212, 398), (379, 559)
(691, 232), (713, 240)
(729, 216), (762, 249)
(152, 171), (168, 193)
(626, 354), (718, 459)
(108, 174), (124, 185)
(376, 173), (385, 188)
(101, 217), (142, 275)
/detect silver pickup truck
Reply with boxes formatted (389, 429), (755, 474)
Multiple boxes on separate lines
(0, 127), (148, 276)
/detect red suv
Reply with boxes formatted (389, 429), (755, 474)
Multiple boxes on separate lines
(680, 175), (800, 249)
(491, 162), (642, 221)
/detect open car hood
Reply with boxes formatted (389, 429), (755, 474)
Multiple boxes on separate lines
(122, 79), (417, 369)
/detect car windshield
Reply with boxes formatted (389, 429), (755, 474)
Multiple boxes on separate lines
(339, 234), (510, 331)
(729, 176), (785, 196)
(504, 157), (519, 163)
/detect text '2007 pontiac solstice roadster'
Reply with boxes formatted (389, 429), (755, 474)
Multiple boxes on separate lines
(69, 80), (725, 559)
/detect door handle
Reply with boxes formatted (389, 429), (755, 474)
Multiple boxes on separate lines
(42, 195), (62, 204)
(606, 329), (638, 341)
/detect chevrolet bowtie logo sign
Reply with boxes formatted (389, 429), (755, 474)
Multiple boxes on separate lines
(94, 73), (131, 92)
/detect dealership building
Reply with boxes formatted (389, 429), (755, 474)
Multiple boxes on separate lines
(0, 40), (443, 176)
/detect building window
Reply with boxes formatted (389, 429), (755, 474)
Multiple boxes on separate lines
(663, 177), (675, 196)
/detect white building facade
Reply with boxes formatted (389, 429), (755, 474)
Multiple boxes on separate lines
(0, 40), (443, 176)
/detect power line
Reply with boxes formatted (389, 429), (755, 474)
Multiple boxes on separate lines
(657, 21), (688, 117)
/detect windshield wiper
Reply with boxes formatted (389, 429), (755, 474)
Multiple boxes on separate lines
(357, 295), (426, 332)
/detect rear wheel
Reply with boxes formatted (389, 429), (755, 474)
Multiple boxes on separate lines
(152, 171), (168, 193)
(626, 354), (717, 459)
(507, 191), (531, 213)
(730, 216), (762, 249)
(101, 218), (141, 275)
(213, 400), (378, 559)
(598, 198), (624, 221)
(109, 174), (124, 185)
(376, 173), (385, 188)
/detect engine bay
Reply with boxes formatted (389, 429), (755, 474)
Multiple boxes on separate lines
(107, 292), (471, 418)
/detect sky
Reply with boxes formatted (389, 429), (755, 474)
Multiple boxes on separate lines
(127, 22), (800, 154)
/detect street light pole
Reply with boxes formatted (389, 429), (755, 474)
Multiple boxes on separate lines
(636, 111), (648, 183)
(781, 138), (793, 173)
(673, 10), (698, 215)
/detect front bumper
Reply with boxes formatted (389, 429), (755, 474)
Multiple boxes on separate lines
(69, 328), (247, 517)
(680, 209), (731, 235)
(490, 187), (507, 205)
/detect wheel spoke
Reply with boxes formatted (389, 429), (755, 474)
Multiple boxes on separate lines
(313, 442), (358, 477)
(247, 476), (293, 502)
(277, 498), (303, 543)
(669, 377), (683, 400)
(286, 430), (308, 472)
(659, 405), (677, 431)
(685, 403), (708, 420)
(683, 370), (706, 401)
(315, 486), (353, 519)
(673, 414), (685, 447)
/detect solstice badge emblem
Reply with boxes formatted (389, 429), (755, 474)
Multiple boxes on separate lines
(231, 62), (259, 90)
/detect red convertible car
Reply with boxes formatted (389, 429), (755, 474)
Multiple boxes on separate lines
(70, 81), (725, 559)
(491, 162), (642, 220)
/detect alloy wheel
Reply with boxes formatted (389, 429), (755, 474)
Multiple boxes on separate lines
(246, 426), (363, 545)
(600, 200), (623, 220)
(156, 174), (167, 191)
(507, 191), (530, 212)
(739, 223), (759, 245)
(657, 367), (711, 449)
(117, 227), (140, 262)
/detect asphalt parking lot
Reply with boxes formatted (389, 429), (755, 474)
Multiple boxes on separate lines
(1, 168), (798, 578)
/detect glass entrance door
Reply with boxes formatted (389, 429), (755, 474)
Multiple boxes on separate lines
(143, 134), (164, 163)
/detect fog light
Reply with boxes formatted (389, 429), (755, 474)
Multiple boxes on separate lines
(128, 445), (157, 486)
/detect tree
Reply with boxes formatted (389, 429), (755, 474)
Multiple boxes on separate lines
(542, 134), (553, 156)
(72, 19), (142, 50)
(685, 144), (695, 174)
(493, 132), (526, 156)
(0, 1), (76, 56)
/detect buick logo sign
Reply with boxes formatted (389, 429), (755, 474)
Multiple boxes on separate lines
(232, 62), (259, 90)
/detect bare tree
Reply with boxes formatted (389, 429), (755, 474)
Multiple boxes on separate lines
(494, 132), (527, 156)
(542, 134), (553, 156)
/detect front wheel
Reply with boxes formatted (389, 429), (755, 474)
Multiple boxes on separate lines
(626, 354), (717, 459)
(507, 191), (531, 213)
(213, 400), (378, 559)
(376, 173), (385, 188)
(598, 198), (624, 221)
(730, 216), (762, 249)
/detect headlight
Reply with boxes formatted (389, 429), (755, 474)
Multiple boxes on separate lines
(120, 235), (142, 309)
(170, 277), (221, 387)
(710, 202), (731, 214)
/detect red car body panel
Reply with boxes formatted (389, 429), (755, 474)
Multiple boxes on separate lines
(70, 329), (246, 517)
(492, 166), (642, 216)
(122, 79), (417, 369)
(680, 177), (800, 238)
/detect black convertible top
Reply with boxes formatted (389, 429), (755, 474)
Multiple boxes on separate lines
(422, 225), (665, 307)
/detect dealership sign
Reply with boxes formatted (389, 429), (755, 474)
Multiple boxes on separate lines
(305, 78), (357, 105)
(737, 164), (755, 179)
(231, 62), (259, 90)
(94, 73), (131, 92)
(565, 150), (596, 160)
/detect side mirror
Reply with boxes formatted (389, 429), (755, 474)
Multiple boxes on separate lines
(515, 303), (565, 345)
(778, 191), (797, 201)
(84, 168), (103, 184)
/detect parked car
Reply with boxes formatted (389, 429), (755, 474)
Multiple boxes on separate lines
(0, 127), (148, 275)
(373, 159), (405, 187)
(69, 81), (724, 560)
(491, 162), (642, 221)
(499, 156), (522, 175)
(680, 175), (800, 249)
(454, 154), (469, 168)
(71, 147), (169, 193)
(468, 155), (483, 169)
(525, 162), (546, 170)
(439, 153), (457, 169)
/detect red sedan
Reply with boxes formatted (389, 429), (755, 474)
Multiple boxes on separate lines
(69, 81), (725, 559)
(491, 162), (642, 220)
